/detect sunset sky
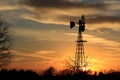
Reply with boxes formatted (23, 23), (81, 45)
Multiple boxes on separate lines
(0, 0), (120, 72)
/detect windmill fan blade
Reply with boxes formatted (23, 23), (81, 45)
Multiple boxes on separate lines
(70, 21), (75, 29)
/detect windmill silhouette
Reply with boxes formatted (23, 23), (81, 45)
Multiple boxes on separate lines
(70, 15), (87, 71)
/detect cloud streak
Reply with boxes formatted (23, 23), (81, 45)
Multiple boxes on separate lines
(13, 50), (58, 63)
(0, 5), (19, 11)
(64, 32), (120, 52)
(20, 0), (107, 9)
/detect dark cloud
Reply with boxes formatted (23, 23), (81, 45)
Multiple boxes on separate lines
(18, 0), (120, 27)
(20, 0), (107, 9)
(87, 15), (120, 24)
(54, 15), (120, 24)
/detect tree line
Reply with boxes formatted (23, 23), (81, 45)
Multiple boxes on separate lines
(0, 67), (120, 80)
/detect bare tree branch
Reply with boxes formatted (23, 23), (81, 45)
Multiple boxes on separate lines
(0, 15), (13, 68)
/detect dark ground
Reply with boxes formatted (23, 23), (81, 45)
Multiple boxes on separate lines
(0, 67), (120, 80)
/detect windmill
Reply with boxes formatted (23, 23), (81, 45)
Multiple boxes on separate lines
(70, 15), (87, 71)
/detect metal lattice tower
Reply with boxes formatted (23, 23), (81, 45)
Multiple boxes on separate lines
(70, 15), (87, 71)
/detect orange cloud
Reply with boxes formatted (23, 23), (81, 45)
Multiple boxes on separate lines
(0, 5), (20, 11)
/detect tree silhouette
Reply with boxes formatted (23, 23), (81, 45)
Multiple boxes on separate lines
(0, 16), (13, 68)
(43, 66), (55, 77)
